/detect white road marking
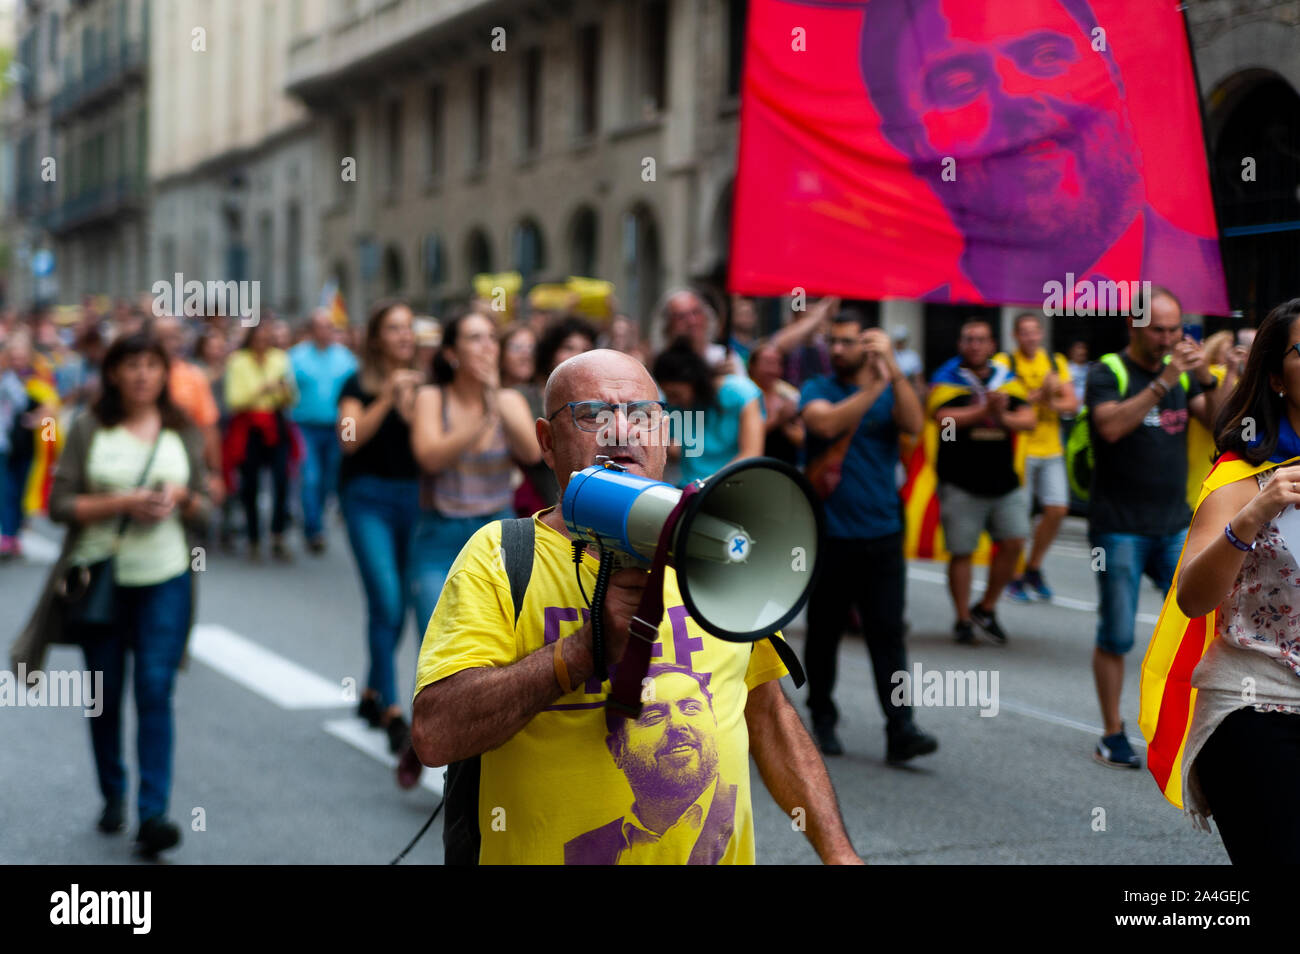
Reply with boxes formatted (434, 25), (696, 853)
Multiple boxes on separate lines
(323, 719), (445, 795)
(906, 565), (1162, 625)
(17, 530), (60, 565)
(189, 623), (352, 710)
(995, 697), (1147, 750)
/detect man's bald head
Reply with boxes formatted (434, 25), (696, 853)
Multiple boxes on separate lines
(153, 315), (183, 358)
(538, 348), (666, 489)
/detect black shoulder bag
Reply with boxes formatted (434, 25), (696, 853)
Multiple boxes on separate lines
(56, 430), (164, 633)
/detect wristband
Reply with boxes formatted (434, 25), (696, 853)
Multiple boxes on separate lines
(1199, 374), (1220, 392)
(1149, 379), (1169, 398)
(553, 636), (574, 693)
(1224, 522), (1256, 552)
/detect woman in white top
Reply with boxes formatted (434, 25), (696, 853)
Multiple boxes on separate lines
(1172, 297), (1300, 864)
(46, 332), (211, 858)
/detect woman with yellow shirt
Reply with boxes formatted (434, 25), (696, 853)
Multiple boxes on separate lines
(224, 322), (297, 560)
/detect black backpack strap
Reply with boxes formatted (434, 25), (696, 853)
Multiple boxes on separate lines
(766, 634), (806, 688)
(443, 517), (536, 866)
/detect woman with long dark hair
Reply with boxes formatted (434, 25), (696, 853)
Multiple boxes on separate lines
(13, 332), (211, 857)
(224, 321), (297, 560)
(409, 307), (539, 645)
(1167, 298), (1300, 863)
(336, 299), (426, 785)
(653, 337), (764, 486)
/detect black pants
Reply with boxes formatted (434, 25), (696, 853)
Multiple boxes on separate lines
(1196, 706), (1300, 864)
(804, 533), (911, 732)
(239, 427), (290, 544)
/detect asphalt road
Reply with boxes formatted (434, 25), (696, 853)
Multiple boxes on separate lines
(0, 510), (1227, 865)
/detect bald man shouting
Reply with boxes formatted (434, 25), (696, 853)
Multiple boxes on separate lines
(411, 349), (860, 865)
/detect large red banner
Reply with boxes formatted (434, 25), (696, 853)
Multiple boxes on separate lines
(730, 0), (1230, 315)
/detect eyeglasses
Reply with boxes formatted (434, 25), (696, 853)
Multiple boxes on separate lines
(546, 400), (666, 432)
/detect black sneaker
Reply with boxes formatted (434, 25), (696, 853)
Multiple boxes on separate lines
(954, 619), (976, 645)
(357, 694), (383, 728)
(812, 723), (844, 757)
(970, 606), (1009, 645)
(386, 715), (411, 755)
(136, 817), (181, 858)
(887, 723), (939, 765)
(97, 800), (125, 834)
(1095, 725), (1142, 769)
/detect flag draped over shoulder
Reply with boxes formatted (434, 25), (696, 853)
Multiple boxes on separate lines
(901, 360), (1027, 564)
(22, 366), (61, 516)
(1139, 452), (1298, 808)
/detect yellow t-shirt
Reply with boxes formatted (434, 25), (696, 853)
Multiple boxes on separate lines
(414, 514), (788, 865)
(224, 348), (295, 412)
(993, 349), (1071, 459)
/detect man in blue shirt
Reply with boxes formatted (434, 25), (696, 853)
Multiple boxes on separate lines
(800, 311), (937, 763)
(289, 310), (358, 553)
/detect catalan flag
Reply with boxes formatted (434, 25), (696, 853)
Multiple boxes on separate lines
(21, 365), (61, 516)
(1138, 451), (1295, 808)
(901, 360), (1027, 565)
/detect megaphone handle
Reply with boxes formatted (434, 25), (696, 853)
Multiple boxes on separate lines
(606, 483), (700, 720)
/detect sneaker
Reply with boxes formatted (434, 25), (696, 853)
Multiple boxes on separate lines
(0, 535), (20, 559)
(97, 799), (125, 834)
(136, 816), (181, 857)
(886, 723), (939, 765)
(271, 537), (293, 563)
(970, 606), (1009, 646)
(1004, 579), (1032, 603)
(396, 743), (424, 790)
(247, 542), (262, 563)
(357, 694), (383, 728)
(954, 619), (976, 645)
(812, 723), (844, 757)
(386, 714), (411, 755)
(1095, 726), (1142, 769)
(1024, 568), (1054, 601)
(306, 536), (326, 555)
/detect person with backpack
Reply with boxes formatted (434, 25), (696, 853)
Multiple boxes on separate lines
(995, 313), (1078, 603)
(409, 349), (862, 865)
(1083, 287), (1226, 769)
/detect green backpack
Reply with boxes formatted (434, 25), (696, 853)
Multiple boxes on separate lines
(1066, 352), (1189, 501)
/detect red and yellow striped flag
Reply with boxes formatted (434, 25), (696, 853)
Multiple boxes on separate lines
(1138, 451), (1295, 808)
(901, 374), (1028, 565)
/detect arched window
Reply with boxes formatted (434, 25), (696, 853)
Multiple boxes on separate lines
(1210, 73), (1300, 324)
(466, 228), (494, 279)
(622, 203), (661, 326)
(511, 218), (546, 281)
(568, 206), (598, 277)
(382, 245), (405, 295)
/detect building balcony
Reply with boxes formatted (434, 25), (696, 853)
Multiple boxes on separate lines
(43, 174), (147, 235)
(50, 39), (147, 123)
(286, 0), (508, 104)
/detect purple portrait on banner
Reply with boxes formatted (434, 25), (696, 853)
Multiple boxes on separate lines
(738, 0), (1229, 313)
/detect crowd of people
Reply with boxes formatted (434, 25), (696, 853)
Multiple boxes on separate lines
(5, 281), (1297, 864)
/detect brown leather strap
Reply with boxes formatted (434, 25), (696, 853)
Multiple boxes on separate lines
(606, 482), (700, 719)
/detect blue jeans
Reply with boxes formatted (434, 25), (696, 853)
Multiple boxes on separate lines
(298, 423), (341, 541)
(1089, 528), (1187, 655)
(410, 508), (514, 642)
(79, 571), (192, 821)
(341, 475), (422, 710)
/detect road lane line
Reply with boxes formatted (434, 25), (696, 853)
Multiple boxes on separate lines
(18, 530), (60, 565)
(995, 697), (1148, 750)
(906, 565), (1162, 625)
(189, 623), (352, 710)
(323, 719), (445, 795)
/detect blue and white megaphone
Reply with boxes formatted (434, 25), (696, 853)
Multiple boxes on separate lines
(561, 457), (824, 642)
